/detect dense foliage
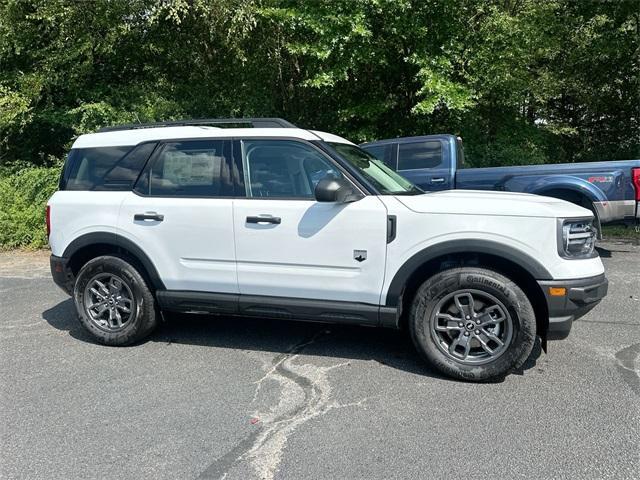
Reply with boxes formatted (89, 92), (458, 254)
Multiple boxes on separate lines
(0, 0), (638, 247)
(1, 0), (638, 168)
(0, 166), (59, 248)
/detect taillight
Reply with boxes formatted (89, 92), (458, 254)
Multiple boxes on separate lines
(632, 168), (640, 201)
(46, 205), (51, 237)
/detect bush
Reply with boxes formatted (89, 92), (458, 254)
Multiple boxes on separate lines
(0, 166), (60, 249)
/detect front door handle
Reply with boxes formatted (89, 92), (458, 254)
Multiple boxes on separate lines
(134, 212), (164, 222)
(246, 215), (281, 225)
(431, 177), (446, 184)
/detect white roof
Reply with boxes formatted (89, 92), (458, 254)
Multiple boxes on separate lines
(72, 126), (355, 149)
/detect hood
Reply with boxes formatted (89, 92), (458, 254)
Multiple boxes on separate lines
(395, 190), (592, 219)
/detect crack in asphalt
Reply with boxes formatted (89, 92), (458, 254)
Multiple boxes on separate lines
(197, 330), (365, 480)
(615, 343), (640, 397)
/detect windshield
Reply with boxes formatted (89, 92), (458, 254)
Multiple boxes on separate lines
(328, 143), (423, 195)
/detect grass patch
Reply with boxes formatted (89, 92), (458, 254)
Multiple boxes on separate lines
(601, 224), (640, 241)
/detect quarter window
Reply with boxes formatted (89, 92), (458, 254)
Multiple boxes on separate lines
(241, 140), (341, 199)
(398, 141), (443, 170)
(63, 146), (144, 190)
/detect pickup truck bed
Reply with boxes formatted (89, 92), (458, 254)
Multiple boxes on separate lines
(362, 134), (640, 227)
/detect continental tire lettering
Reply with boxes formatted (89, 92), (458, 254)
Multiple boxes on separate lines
(466, 275), (508, 296)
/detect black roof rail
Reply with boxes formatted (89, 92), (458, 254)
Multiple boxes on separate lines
(97, 117), (297, 132)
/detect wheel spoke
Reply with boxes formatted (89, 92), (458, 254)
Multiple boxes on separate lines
(454, 293), (475, 318)
(90, 302), (109, 317)
(106, 307), (122, 328)
(475, 333), (495, 355)
(108, 307), (117, 328)
(435, 313), (463, 332)
(115, 296), (131, 313)
(109, 277), (123, 295)
(90, 287), (106, 300)
(116, 303), (131, 313)
(481, 328), (504, 348)
(88, 299), (107, 309)
(449, 332), (472, 359)
(479, 305), (507, 326)
(95, 280), (110, 296)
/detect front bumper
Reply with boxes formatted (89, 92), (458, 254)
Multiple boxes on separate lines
(50, 254), (74, 295)
(538, 273), (608, 340)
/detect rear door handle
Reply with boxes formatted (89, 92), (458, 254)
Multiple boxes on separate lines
(431, 177), (446, 184)
(246, 215), (281, 225)
(134, 212), (164, 222)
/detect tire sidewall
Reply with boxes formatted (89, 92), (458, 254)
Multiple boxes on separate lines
(73, 256), (155, 345)
(410, 268), (536, 381)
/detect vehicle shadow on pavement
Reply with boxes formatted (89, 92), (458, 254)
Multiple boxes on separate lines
(42, 298), (542, 382)
(42, 299), (96, 342)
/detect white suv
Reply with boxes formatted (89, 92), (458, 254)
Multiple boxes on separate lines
(47, 118), (608, 381)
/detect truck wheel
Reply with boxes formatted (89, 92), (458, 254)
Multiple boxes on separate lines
(73, 255), (158, 346)
(409, 267), (536, 382)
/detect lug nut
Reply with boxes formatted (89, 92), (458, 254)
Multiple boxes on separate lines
(475, 330), (480, 335)
(466, 315), (471, 320)
(463, 332), (470, 336)
(476, 319), (481, 324)
(458, 322), (464, 327)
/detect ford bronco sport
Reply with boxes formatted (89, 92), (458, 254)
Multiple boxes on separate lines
(47, 118), (609, 381)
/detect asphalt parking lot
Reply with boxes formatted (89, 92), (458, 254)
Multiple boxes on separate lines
(1, 242), (639, 480)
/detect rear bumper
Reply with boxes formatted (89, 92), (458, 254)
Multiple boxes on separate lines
(593, 200), (636, 224)
(537, 274), (608, 340)
(50, 255), (74, 295)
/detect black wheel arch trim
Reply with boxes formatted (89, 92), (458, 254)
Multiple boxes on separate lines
(62, 232), (166, 290)
(385, 239), (553, 307)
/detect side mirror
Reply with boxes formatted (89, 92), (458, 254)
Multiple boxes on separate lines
(314, 176), (363, 203)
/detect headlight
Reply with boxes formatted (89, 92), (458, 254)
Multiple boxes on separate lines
(558, 218), (597, 259)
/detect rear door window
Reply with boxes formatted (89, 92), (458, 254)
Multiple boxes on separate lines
(398, 141), (443, 171)
(137, 140), (234, 197)
(362, 143), (397, 169)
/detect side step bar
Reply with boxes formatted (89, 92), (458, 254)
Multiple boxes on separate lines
(156, 290), (399, 328)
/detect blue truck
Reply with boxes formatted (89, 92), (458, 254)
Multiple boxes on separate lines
(361, 135), (640, 229)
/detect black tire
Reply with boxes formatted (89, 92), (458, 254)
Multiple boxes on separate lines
(409, 267), (536, 382)
(73, 255), (158, 345)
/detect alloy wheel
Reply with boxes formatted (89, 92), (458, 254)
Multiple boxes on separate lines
(430, 289), (514, 365)
(83, 273), (135, 332)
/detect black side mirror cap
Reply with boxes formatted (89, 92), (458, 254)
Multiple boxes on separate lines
(314, 176), (363, 203)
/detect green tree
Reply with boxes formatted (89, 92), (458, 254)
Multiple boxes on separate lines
(0, 0), (638, 168)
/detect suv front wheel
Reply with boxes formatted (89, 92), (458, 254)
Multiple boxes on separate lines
(73, 255), (158, 345)
(409, 267), (536, 382)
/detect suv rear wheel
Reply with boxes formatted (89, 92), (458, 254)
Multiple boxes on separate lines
(73, 255), (158, 345)
(409, 267), (536, 382)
